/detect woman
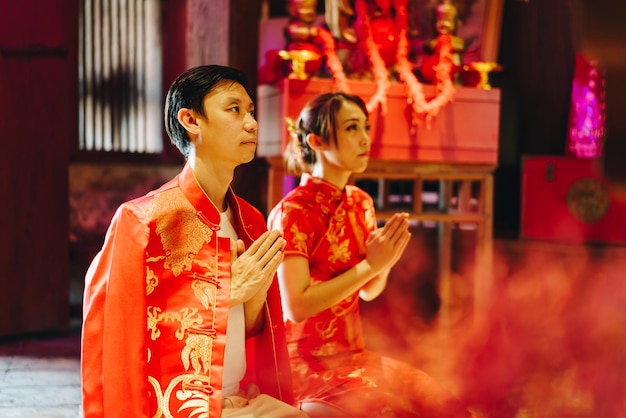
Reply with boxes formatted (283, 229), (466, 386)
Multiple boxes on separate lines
(268, 92), (470, 417)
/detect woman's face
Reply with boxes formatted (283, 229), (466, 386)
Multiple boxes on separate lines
(323, 100), (371, 174)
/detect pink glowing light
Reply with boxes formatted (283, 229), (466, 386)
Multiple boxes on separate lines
(567, 53), (606, 158)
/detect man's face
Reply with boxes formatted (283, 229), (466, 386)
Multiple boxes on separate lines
(194, 80), (258, 167)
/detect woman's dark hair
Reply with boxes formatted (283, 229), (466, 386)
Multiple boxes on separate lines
(164, 65), (253, 159)
(284, 92), (368, 175)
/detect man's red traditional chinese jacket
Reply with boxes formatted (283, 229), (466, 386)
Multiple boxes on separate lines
(81, 164), (293, 418)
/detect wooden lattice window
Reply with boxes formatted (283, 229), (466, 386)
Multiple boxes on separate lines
(78, 0), (162, 153)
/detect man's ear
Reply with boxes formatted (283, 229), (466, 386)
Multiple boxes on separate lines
(305, 133), (325, 151)
(177, 108), (201, 136)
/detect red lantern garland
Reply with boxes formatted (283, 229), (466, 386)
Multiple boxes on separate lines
(354, 0), (391, 113)
(394, 0), (455, 127)
(399, 32), (456, 127)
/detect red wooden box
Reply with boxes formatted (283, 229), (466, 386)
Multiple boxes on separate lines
(257, 78), (500, 164)
(521, 156), (626, 245)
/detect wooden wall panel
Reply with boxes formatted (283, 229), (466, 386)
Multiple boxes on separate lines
(0, 0), (77, 336)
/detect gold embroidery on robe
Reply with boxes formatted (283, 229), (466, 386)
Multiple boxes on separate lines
(147, 307), (203, 341)
(150, 190), (214, 276)
(181, 333), (213, 374)
(147, 307), (164, 340)
(176, 308), (203, 340)
(146, 266), (159, 295)
(146, 254), (165, 295)
(160, 374), (211, 418)
(148, 376), (165, 418)
(191, 280), (217, 310)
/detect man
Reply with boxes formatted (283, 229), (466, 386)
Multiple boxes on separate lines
(81, 65), (307, 417)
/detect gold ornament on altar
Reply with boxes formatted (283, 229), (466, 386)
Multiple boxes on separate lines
(464, 61), (502, 90)
(281, 0), (350, 88)
(278, 49), (322, 80)
(436, 1), (465, 58)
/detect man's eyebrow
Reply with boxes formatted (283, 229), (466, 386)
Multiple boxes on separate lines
(224, 96), (255, 109)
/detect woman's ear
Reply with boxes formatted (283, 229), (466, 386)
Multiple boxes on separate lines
(177, 108), (201, 137)
(305, 133), (325, 151)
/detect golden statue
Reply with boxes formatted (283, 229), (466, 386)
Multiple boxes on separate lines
(422, 0), (465, 83)
(284, 0), (321, 51)
(279, 0), (324, 79)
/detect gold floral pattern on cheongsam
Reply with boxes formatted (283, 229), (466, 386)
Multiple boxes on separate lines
(315, 191), (330, 215)
(315, 316), (340, 341)
(326, 221), (351, 264)
(326, 204), (351, 263)
(289, 224), (309, 254)
(311, 341), (339, 357)
(339, 367), (378, 387)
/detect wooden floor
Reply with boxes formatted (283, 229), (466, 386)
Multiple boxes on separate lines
(1, 235), (625, 417)
(0, 324), (81, 417)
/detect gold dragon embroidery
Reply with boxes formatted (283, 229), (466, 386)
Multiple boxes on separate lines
(150, 190), (214, 277)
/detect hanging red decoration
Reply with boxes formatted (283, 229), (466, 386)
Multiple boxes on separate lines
(339, 0), (455, 127)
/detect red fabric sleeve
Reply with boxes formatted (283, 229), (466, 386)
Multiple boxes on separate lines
(81, 204), (150, 418)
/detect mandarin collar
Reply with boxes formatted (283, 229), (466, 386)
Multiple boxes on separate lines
(178, 163), (241, 230)
(300, 173), (348, 208)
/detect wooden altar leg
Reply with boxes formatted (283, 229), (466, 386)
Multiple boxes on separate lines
(457, 180), (472, 213)
(437, 179), (454, 330)
(474, 174), (494, 320)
